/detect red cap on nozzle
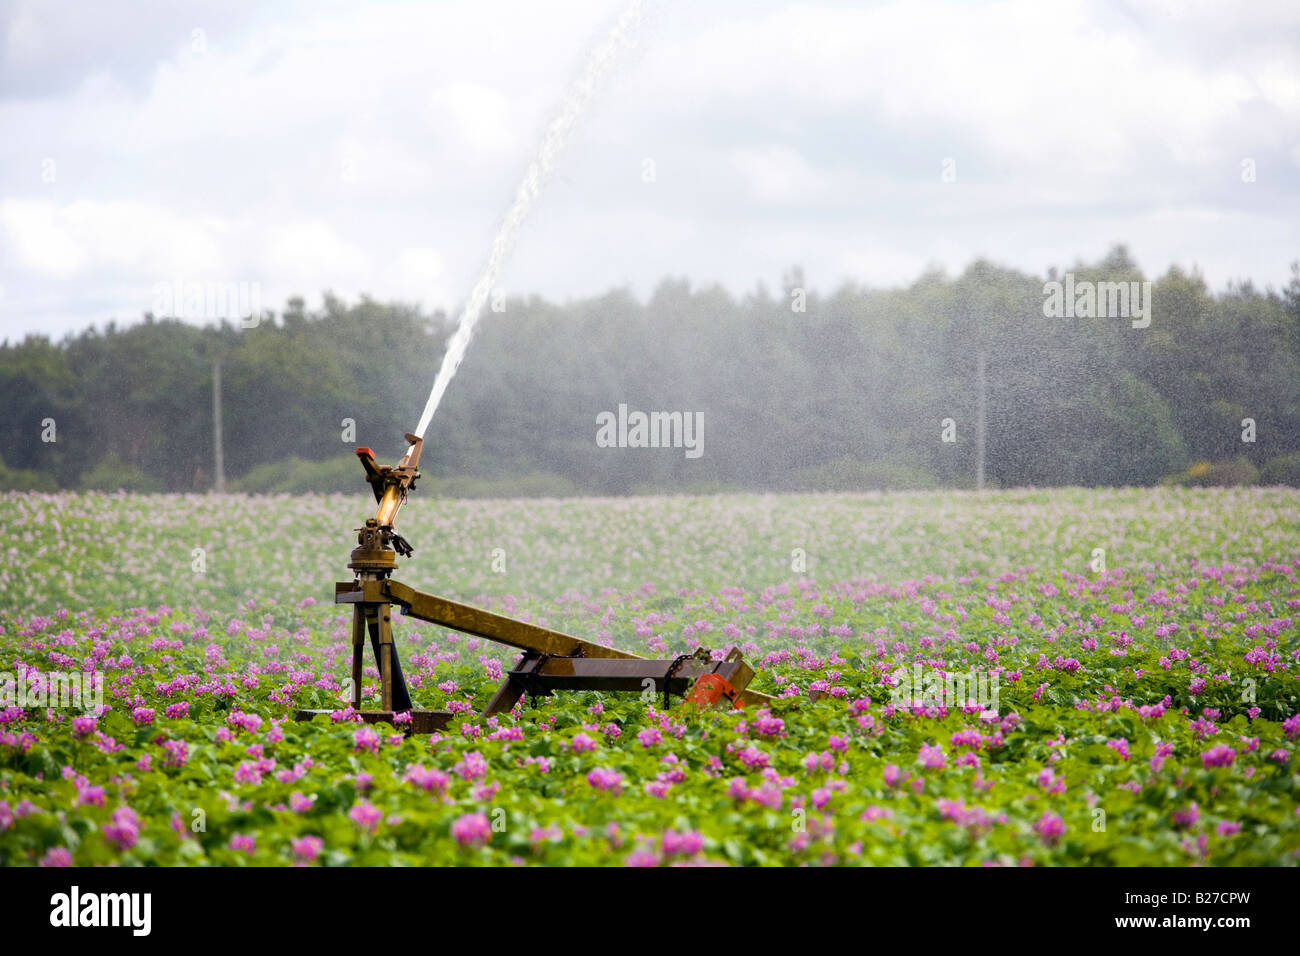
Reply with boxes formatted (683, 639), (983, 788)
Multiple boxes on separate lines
(356, 447), (374, 458)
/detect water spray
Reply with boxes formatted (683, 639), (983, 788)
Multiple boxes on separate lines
(412, 0), (649, 441)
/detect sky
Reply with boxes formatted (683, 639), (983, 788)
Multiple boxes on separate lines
(1, 0), (1298, 340)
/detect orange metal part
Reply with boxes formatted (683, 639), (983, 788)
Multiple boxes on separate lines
(685, 672), (744, 711)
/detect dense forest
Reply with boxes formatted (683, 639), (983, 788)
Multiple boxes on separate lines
(3, 246), (1299, 495)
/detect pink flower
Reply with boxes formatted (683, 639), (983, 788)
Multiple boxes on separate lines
(349, 800), (382, 832)
(1283, 714), (1300, 740)
(102, 806), (140, 851)
(883, 764), (901, 787)
(292, 836), (323, 862)
(131, 707), (155, 727)
(637, 727), (663, 748)
(661, 829), (704, 859)
(233, 761), (263, 785)
(571, 733), (598, 753)
(403, 764), (450, 794)
(918, 743), (946, 770)
(1201, 744), (1236, 768)
(451, 812), (492, 847)
(1033, 812), (1065, 846)
(454, 751), (488, 780)
(164, 739), (189, 767)
(802, 750), (835, 772)
(71, 716), (97, 738)
(39, 847), (73, 867)
(530, 824), (564, 846)
(1037, 769), (1066, 794)
(750, 710), (786, 737)
(586, 768), (624, 793)
(227, 711), (263, 734)
(228, 833), (256, 853)
(289, 792), (316, 812)
(330, 706), (362, 724)
(1172, 803), (1200, 829)
(353, 726), (380, 754)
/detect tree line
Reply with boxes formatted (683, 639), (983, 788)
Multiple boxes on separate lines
(3, 246), (1298, 495)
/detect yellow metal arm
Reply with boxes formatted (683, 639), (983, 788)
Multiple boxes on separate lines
(334, 578), (776, 707)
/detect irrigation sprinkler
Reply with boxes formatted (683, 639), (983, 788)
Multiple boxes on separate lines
(296, 434), (773, 733)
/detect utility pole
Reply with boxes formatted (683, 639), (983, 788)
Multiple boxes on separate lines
(975, 349), (986, 491)
(212, 359), (226, 493)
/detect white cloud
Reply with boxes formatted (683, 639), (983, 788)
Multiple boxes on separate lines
(263, 221), (371, 287)
(0, 200), (87, 277)
(0, 198), (227, 278)
(388, 246), (448, 306)
(427, 84), (520, 158)
(1, 0), (1298, 338)
(730, 145), (828, 205)
(2, 1), (44, 67)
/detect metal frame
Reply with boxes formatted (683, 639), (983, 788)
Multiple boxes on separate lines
(294, 434), (773, 732)
(322, 577), (772, 723)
